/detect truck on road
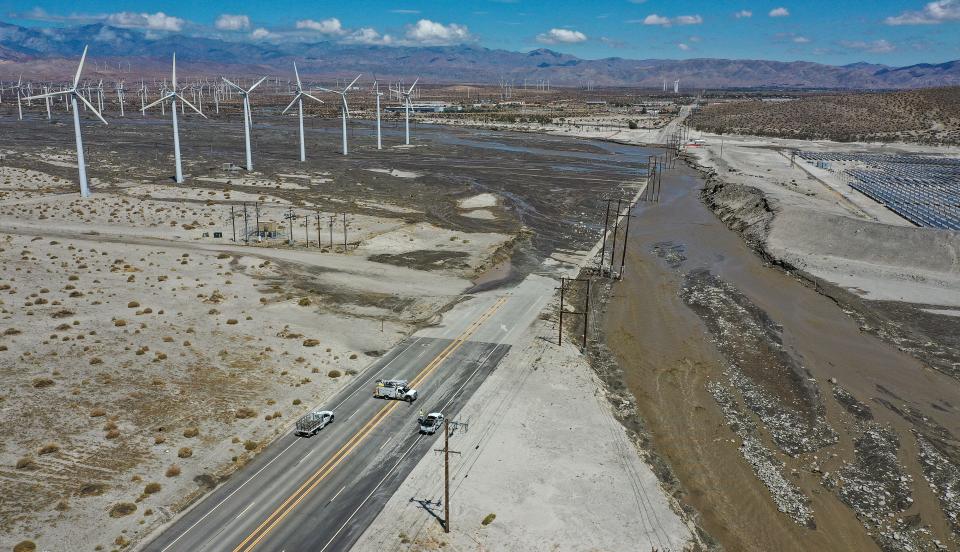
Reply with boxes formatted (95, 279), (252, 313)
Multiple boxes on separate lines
(294, 410), (334, 437)
(373, 379), (418, 402)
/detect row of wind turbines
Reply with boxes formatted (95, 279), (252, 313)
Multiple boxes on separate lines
(13, 46), (423, 198)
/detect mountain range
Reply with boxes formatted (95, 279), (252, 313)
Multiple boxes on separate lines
(1, 22), (958, 89)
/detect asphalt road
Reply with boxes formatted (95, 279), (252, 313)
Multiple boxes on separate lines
(142, 284), (549, 552)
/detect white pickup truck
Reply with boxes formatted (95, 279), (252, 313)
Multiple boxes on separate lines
(373, 379), (418, 402)
(294, 410), (334, 437)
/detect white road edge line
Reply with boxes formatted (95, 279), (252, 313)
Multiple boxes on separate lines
(158, 439), (300, 552)
(297, 449), (315, 465)
(319, 436), (424, 552)
(379, 436), (393, 451)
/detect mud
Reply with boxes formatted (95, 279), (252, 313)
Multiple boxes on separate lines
(600, 157), (960, 551)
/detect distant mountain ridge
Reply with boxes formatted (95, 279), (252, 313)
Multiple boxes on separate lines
(1, 21), (958, 89)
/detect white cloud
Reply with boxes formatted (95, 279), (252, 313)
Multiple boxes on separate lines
(839, 39), (895, 53)
(295, 18), (345, 35)
(536, 28), (588, 44)
(105, 12), (184, 31)
(390, 9), (420, 14)
(769, 7), (790, 17)
(688, 35), (702, 43)
(885, 0), (960, 24)
(215, 14), (250, 31)
(342, 27), (394, 45)
(734, 10), (753, 18)
(404, 19), (472, 45)
(677, 43), (690, 51)
(250, 28), (272, 40)
(793, 35), (810, 43)
(642, 13), (702, 26)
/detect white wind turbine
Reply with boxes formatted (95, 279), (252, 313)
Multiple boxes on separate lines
(222, 76), (267, 171)
(401, 77), (419, 145)
(15, 75), (23, 120)
(141, 53), (206, 183)
(373, 79), (383, 150)
(316, 74), (361, 156)
(281, 62), (324, 163)
(22, 46), (106, 197)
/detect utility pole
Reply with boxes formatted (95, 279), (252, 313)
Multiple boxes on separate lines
(342, 213), (348, 252)
(557, 277), (591, 349)
(600, 199), (612, 275)
(243, 203), (249, 244)
(619, 202), (634, 279)
(255, 202), (260, 241)
(328, 215), (335, 249)
(609, 199), (622, 275)
(304, 215), (309, 246)
(284, 208), (295, 245)
(315, 211), (322, 248)
(434, 419), (466, 534)
(230, 205), (236, 242)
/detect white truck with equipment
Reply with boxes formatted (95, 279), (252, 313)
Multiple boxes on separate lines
(294, 410), (334, 437)
(373, 379), (418, 402)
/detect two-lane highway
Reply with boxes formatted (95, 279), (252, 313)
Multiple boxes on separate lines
(142, 288), (545, 552)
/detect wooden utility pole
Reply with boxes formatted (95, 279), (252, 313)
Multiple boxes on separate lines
(609, 198), (622, 274)
(328, 215), (335, 249)
(557, 277), (591, 349)
(243, 203), (249, 244)
(600, 199), (612, 275)
(434, 419), (465, 534)
(315, 212), (322, 248)
(255, 202), (260, 240)
(619, 202), (634, 279)
(230, 205), (236, 242)
(342, 213), (348, 252)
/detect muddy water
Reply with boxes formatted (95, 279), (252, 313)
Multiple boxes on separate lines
(604, 156), (960, 550)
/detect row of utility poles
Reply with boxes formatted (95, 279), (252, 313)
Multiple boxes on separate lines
(556, 148), (672, 352)
(228, 202), (353, 251)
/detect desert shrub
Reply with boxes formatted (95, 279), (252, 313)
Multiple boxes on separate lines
(90, 407), (106, 417)
(165, 465), (181, 477)
(13, 541), (36, 552)
(105, 429), (120, 439)
(32, 377), (54, 388)
(183, 427), (199, 438)
(15, 457), (37, 470)
(298, 297), (311, 306)
(77, 483), (107, 497)
(38, 443), (60, 455)
(226, 319), (238, 325)
(482, 513), (496, 525)
(89, 357), (103, 365)
(235, 408), (257, 419)
(177, 447), (192, 458)
(243, 440), (258, 451)
(109, 502), (136, 517)
(302, 339), (320, 347)
(154, 435), (166, 445)
(292, 399), (301, 405)
(114, 319), (126, 327)
(327, 370), (342, 378)
(143, 482), (161, 494)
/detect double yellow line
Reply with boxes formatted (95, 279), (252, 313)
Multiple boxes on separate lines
(232, 296), (508, 552)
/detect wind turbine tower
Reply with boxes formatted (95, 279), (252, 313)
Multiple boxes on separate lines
(401, 78), (419, 146)
(317, 75), (361, 156)
(674, 79), (680, 94)
(223, 75), (267, 171)
(22, 45), (107, 197)
(373, 80), (383, 150)
(281, 62), (324, 163)
(142, 53), (206, 183)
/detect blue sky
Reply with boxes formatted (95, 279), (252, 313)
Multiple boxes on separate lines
(4, 0), (960, 65)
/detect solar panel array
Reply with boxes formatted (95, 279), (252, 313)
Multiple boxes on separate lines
(798, 151), (960, 231)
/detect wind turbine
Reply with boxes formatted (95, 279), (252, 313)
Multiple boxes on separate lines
(281, 62), (324, 163)
(316, 74), (361, 156)
(372, 79), (383, 150)
(401, 77), (419, 145)
(14, 75), (23, 120)
(21, 46), (106, 197)
(222, 75), (266, 171)
(141, 53), (206, 183)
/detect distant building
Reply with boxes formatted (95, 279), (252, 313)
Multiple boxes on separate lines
(385, 101), (456, 113)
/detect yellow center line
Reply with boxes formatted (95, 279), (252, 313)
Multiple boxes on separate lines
(232, 296), (508, 552)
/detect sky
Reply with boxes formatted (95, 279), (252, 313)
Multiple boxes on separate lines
(3, 0), (960, 66)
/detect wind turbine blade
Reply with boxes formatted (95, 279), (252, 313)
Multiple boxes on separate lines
(76, 92), (108, 125)
(171, 53), (177, 88)
(293, 62), (302, 89)
(141, 92), (175, 112)
(344, 74), (361, 93)
(22, 90), (69, 101)
(248, 76), (268, 93)
(222, 77), (243, 92)
(301, 92), (325, 104)
(407, 77), (419, 94)
(314, 86), (336, 94)
(177, 94), (207, 118)
(73, 45), (88, 89)
(281, 93), (301, 115)
(341, 94), (350, 118)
